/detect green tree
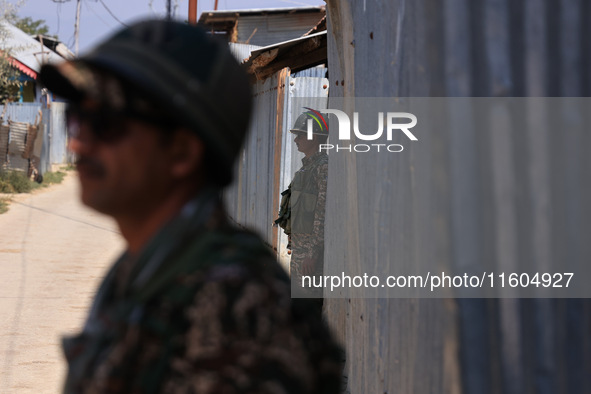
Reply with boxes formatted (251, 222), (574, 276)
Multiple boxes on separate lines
(0, 63), (21, 104)
(13, 16), (50, 36)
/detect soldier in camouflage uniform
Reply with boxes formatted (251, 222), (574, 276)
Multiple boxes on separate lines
(288, 113), (329, 302)
(40, 20), (341, 393)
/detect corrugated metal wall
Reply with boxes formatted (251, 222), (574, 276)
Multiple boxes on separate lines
(4, 103), (42, 124)
(324, 0), (591, 393)
(291, 65), (327, 79)
(1, 102), (69, 175)
(5, 121), (30, 172)
(235, 13), (324, 46)
(225, 70), (328, 271)
(225, 70), (290, 269)
(49, 102), (68, 166)
(39, 108), (51, 174)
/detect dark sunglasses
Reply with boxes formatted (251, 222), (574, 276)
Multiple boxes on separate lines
(66, 104), (176, 143)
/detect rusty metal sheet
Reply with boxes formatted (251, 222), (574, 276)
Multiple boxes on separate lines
(0, 124), (9, 164)
(5, 155), (29, 173)
(7, 121), (27, 155)
(6, 121), (29, 173)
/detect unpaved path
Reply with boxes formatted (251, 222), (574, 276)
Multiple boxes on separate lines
(0, 173), (125, 393)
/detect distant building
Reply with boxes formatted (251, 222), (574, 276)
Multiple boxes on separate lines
(198, 6), (325, 47)
(0, 20), (66, 103)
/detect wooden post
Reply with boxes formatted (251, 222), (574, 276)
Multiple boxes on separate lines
(188, 0), (198, 25)
(74, 0), (81, 56)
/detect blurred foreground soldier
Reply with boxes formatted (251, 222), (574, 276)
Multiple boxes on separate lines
(283, 112), (328, 306)
(40, 20), (341, 394)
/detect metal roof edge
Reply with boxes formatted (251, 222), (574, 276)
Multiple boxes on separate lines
(198, 6), (325, 24)
(248, 31), (327, 59)
(244, 31), (327, 81)
(0, 20), (64, 73)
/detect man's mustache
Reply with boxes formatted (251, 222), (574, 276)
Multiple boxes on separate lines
(76, 156), (107, 177)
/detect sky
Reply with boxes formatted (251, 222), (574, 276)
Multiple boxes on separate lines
(12, 0), (325, 54)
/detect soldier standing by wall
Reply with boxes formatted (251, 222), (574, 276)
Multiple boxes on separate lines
(287, 112), (329, 311)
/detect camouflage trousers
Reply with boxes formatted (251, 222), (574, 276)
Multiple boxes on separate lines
(290, 233), (324, 299)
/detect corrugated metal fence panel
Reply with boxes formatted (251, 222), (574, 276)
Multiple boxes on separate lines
(225, 71), (288, 260)
(7, 122), (27, 154)
(49, 102), (68, 166)
(6, 121), (29, 172)
(291, 65), (327, 79)
(3, 103), (42, 124)
(324, 2), (457, 393)
(325, 1), (591, 394)
(39, 108), (51, 174)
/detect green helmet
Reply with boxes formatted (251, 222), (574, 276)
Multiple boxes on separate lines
(290, 111), (329, 136)
(40, 19), (252, 186)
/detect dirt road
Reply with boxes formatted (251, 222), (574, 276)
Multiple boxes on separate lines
(0, 173), (124, 393)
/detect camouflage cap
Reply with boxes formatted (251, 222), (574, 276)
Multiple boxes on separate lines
(40, 19), (252, 186)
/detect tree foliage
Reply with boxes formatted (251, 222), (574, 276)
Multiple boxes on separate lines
(0, 62), (21, 104)
(13, 16), (50, 37)
(0, 24), (22, 103)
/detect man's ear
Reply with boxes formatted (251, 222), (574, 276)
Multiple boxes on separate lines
(168, 129), (205, 179)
